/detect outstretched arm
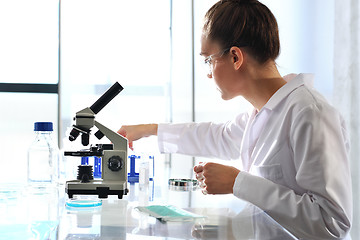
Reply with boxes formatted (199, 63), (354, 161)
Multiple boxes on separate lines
(117, 124), (158, 150)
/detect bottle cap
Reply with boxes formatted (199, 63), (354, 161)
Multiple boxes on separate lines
(34, 122), (53, 131)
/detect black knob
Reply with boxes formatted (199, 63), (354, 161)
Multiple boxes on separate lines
(95, 130), (105, 140)
(107, 156), (123, 171)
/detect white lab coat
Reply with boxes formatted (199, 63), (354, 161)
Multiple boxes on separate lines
(157, 74), (352, 239)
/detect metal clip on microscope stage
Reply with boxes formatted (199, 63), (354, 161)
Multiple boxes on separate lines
(64, 82), (128, 199)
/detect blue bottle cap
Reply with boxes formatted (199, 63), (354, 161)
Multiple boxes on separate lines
(34, 122), (53, 131)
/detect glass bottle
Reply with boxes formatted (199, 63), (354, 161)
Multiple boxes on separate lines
(27, 122), (59, 188)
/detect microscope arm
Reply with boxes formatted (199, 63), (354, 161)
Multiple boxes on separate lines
(94, 120), (127, 151)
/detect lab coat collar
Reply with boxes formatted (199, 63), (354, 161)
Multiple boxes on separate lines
(262, 73), (314, 111)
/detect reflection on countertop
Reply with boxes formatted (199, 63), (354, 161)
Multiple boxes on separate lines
(0, 181), (297, 240)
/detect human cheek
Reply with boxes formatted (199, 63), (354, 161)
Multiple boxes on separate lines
(212, 65), (227, 87)
(212, 70), (224, 91)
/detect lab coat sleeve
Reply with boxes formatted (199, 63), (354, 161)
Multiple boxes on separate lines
(233, 105), (352, 239)
(157, 113), (248, 160)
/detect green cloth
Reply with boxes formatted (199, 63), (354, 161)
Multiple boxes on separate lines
(136, 205), (206, 222)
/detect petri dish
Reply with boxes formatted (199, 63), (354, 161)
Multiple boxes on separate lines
(168, 179), (198, 191)
(65, 198), (102, 209)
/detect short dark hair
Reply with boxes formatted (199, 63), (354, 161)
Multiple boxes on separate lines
(203, 0), (280, 64)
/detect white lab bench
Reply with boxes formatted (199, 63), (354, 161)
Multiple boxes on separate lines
(0, 181), (297, 239)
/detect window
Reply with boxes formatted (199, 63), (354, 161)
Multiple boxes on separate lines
(0, 0), (59, 184)
(60, 0), (171, 183)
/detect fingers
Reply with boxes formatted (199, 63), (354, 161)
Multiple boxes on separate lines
(194, 162), (240, 195)
(128, 141), (134, 151)
(198, 176), (208, 195)
(194, 162), (208, 195)
(117, 126), (128, 140)
(193, 162), (205, 173)
(196, 172), (205, 181)
(117, 127), (126, 136)
(194, 165), (203, 173)
(117, 126), (134, 150)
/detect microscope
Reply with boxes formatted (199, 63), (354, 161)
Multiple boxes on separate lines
(64, 82), (128, 199)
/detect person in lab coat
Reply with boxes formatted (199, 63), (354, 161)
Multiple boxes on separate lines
(118, 0), (352, 239)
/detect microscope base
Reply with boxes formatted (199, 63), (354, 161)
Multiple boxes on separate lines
(66, 180), (128, 199)
(66, 188), (128, 199)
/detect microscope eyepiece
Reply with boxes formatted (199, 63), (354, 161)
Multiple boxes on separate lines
(90, 82), (124, 114)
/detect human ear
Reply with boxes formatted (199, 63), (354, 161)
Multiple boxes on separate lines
(230, 46), (243, 70)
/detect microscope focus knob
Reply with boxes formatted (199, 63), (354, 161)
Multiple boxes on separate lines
(107, 156), (123, 171)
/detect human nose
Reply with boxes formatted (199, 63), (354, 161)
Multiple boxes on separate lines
(207, 63), (215, 78)
(202, 63), (213, 78)
(207, 68), (213, 78)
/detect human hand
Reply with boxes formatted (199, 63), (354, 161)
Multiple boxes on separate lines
(194, 162), (240, 194)
(117, 124), (158, 150)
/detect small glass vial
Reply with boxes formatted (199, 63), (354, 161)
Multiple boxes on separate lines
(139, 155), (149, 206)
(27, 122), (59, 188)
(139, 156), (149, 190)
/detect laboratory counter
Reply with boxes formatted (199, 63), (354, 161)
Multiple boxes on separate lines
(0, 181), (297, 239)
